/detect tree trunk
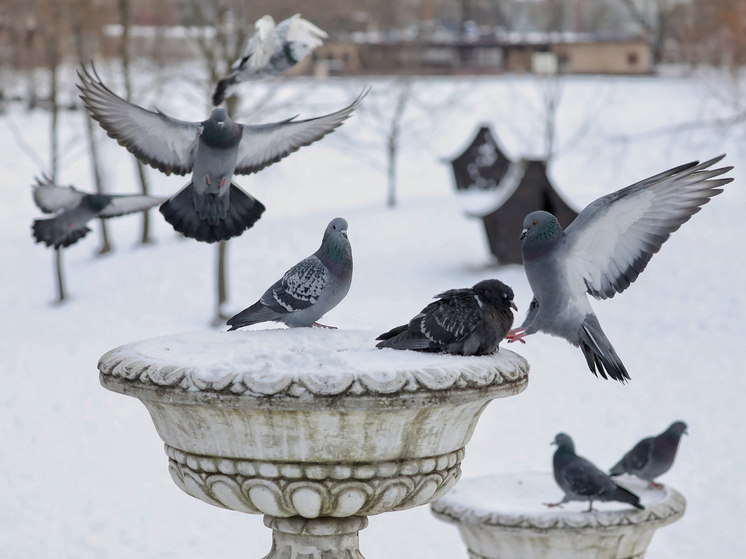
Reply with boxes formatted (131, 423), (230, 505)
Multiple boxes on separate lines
(119, 0), (153, 245)
(386, 80), (411, 208)
(55, 248), (66, 303)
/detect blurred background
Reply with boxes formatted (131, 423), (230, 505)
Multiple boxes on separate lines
(1, 1), (745, 559)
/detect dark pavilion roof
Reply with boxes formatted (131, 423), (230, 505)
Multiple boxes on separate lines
(447, 126), (511, 191)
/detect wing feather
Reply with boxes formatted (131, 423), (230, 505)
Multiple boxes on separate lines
(98, 194), (167, 218)
(234, 88), (369, 175)
(261, 256), (328, 313)
(77, 65), (202, 176)
(412, 289), (482, 346)
(32, 176), (85, 213)
(563, 156), (732, 300)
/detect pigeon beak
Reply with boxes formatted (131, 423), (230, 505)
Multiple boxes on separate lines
(520, 229), (528, 240)
(340, 229), (348, 239)
(510, 301), (518, 311)
(550, 441), (557, 446)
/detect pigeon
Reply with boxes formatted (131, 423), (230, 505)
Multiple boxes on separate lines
(31, 175), (165, 249)
(506, 156), (733, 382)
(375, 280), (517, 356)
(78, 65), (368, 243)
(227, 218), (352, 329)
(609, 421), (688, 489)
(212, 14), (328, 106)
(546, 433), (644, 513)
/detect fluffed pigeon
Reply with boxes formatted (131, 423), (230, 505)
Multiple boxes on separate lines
(212, 14), (328, 106)
(31, 175), (165, 249)
(610, 421), (688, 489)
(546, 433), (644, 513)
(78, 65), (367, 243)
(507, 156), (733, 382)
(375, 280), (517, 356)
(227, 218), (352, 329)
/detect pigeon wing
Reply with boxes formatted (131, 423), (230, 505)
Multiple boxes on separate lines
(562, 156), (732, 300)
(234, 88), (369, 175)
(562, 458), (609, 499)
(281, 14), (328, 48)
(412, 289), (483, 346)
(239, 15), (280, 70)
(261, 256), (329, 314)
(77, 66), (202, 176)
(32, 176), (85, 213)
(97, 194), (168, 218)
(623, 437), (654, 472)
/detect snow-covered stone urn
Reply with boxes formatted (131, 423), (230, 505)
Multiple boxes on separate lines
(431, 472), (686, 559)
(98, 330), (529, 558)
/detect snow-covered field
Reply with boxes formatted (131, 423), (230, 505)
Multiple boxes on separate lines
(1, 67), (745, 558)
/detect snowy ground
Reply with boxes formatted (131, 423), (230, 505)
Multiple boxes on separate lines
(1, 67), (745, 558)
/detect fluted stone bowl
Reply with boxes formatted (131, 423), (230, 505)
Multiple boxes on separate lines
(98, 329), (529, 520)
(431, 472), (686, 559)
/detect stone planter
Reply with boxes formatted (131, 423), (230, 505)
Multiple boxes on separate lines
(98, 329), (529, 558)
(431, 472), (686, 559)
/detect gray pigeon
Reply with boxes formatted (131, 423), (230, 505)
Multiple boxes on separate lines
(213, 14), (327, 106)
(507, 156), (733, 382)
(31, 176), (165, 249)
(375, 280), (517, 355)
(227, 218), (352, 329)
(547, 433), (644, 512)
(610, 421), (688, 489)
(78, 65), (367, 243)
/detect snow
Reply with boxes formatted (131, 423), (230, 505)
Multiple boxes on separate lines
(104, 329), (525, 392)
(1, 68), (745, 558)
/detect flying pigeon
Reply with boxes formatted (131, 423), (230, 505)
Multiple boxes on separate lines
(546, 433), (644, 513)
(31, 175), (165, 249)
(227, 218), (352, 329)
(78, 65), (367, 243)
(506, 156), (733, 382)
(375, 280), (517, 356)
(212, 14), (328, 106)
(609, 421), (688, 489)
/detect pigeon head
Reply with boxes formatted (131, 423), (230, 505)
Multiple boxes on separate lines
(552, 433), (575, 452)
(203, 108), (240, 146)
(318, 217), (352, 266)
(520, 211), (564, 255)
(667, 421), (688, 437)
(472, 279), (518, 312)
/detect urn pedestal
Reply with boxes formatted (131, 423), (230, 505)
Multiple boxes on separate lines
(431, 472), (686, 559)
(98, 330), (529, 558)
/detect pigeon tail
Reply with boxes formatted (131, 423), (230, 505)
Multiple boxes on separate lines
(160, 182), (265, 243)
(227, 300), (281, 330)
(212, 74), (237, 106)
(609, 460), (627, 477)
(32, 218), (91, 249)
(375, 325), (433, 351)
(578, 314), (630, 383)
(612, 484), (644, 509)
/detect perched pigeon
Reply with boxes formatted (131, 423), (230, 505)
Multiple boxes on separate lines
(610, 421), (688, 489)
(227, 218), (352, 329)
(31, 176), (165, 249)
(546, 433), (644, 513)
(78, 65), (367, 243)
(375, 280), (517, 356)
(213, 14), (328, 106)
(507, 156), (733, 382)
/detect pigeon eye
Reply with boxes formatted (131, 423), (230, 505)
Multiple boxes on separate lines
(532, 220), (537, 226)
(333, 225), (336, 229)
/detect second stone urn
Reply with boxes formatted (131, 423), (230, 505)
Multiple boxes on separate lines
(98, 329), (528, 558)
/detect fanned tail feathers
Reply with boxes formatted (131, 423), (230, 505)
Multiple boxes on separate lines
(579, 315), (630, 383)
(212, 74), (237, 106)
(32, 218), (91, 248)
(160, 182), (265, 243)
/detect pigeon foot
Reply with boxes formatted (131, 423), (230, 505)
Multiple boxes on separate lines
(648, 481), (664, 490)
(584, 502), (596, 513)
(543, 502), (564, 508)
(506, 328), (527, 344)
(219, 177), (226, 187)
(312, 322), (337, 329)
(205, 175), (211, 186)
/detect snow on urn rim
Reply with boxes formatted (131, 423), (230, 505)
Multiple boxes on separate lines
(97, 328), (529, 399)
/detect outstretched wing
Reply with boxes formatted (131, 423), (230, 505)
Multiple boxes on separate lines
(77, 65), (202, 176)
(261, 256), (329, 314)
(562, 156), (732, 300)
(234, 88), (369, 175)
(411, 289), (483, 346)
(234, 15), (280, 71)
(32, 175), (85, 213)
(278, 14), (328, 47)
(98, 194), (167, 218)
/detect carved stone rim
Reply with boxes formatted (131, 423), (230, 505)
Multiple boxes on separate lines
(431, 476), (687, 531)
(97, 337), (529, 399)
